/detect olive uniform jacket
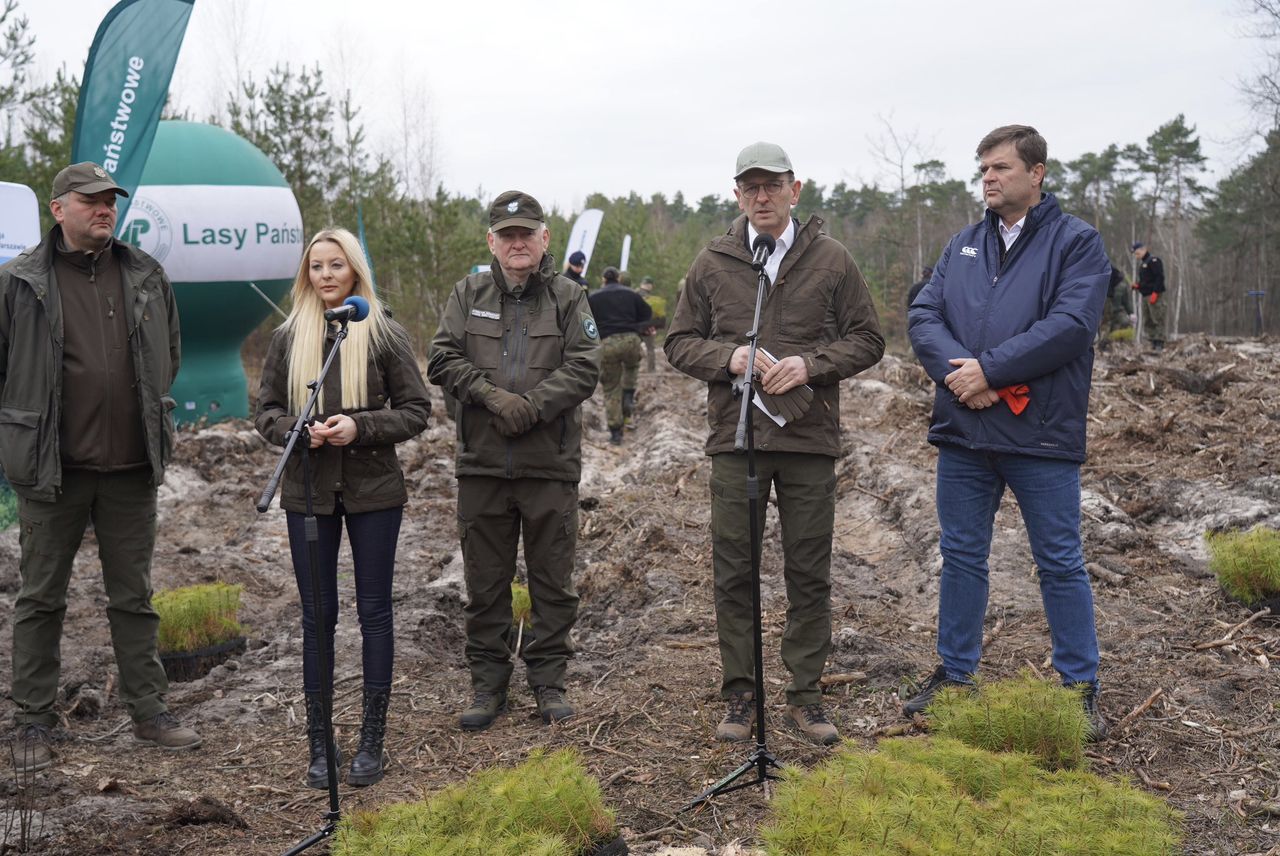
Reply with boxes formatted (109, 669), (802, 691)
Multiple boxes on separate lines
(255, 317), (431, 515)
(665, 214), (884, 458)
(0, 226), (180, 502)
(427, 255), (601, 482)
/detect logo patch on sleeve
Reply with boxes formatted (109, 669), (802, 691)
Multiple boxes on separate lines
(582, 315), (599, 340)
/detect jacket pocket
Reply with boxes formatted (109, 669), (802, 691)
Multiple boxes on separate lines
(0, 406), (41, 485)
(464, 316), (505, 370)
(526, 314), (563, 369)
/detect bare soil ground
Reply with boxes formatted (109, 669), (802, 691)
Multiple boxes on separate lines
(1, 335), (1278, 855)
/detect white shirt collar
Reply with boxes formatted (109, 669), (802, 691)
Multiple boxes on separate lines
(746, 218), (795, 283)
(999, 215), (1026, 249)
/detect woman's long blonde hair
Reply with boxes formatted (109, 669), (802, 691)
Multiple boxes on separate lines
(281, 228), (398, 414)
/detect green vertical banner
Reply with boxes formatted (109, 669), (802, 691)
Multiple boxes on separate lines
(71, 0), (195, 227)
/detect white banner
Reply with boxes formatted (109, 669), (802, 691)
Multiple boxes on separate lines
(119, 184), (304, 282)
(565, 208), (603, 275)
(0, 182), (41, 266)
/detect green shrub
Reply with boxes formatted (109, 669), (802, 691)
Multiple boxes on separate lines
(0, 475), (15, 530)
(1206, 527), (1280, 604)
(760, 737), (1181, 855)
(512, 582), (532, 625)
(154, 582), (245, 654)
(1107, 327), (1135, 342)
(333, 749), (618, 856)
(927, 673), (1088, 770)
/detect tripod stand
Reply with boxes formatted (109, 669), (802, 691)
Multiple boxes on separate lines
(256, 317), (351, 855)
(682, 236), (782, 812)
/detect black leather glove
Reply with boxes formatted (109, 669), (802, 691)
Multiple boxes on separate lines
(483, 386), (539, 437)
(755, 382), (813, 423)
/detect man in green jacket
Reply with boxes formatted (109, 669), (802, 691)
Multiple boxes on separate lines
(428, 191), (601, 731)
(0, 162), (199, 773)
(666, 143), (884, 745)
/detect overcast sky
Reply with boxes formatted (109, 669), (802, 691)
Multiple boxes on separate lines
(20, 0), (1271, 213)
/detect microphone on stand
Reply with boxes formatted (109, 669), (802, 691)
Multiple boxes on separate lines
(324, 295), (371, 323)
(750, 233), (776, 272)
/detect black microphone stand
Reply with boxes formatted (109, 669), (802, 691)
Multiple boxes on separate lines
(256, 317), (351, 855)
(682, 240), (782, 812)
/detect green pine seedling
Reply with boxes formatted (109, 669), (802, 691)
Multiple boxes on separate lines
(153, 582), (246, 654)
(1206, 527), (1280, 605)
(332, 749), (619, 856)
(927, 672), (1088, 770)
(760, 737), (1181, 855)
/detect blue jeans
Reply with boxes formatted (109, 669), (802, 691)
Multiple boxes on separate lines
(286, 500), (403, 693)
(935, 445), (1099, 689)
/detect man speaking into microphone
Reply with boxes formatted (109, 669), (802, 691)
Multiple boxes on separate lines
(665, 142), (883, 745)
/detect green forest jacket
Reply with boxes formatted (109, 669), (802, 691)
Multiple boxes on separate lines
(665, 214), (884, 458)
(0, 226), (181, 502)
(255, 319), (431, 515)
(427, 255), (601, 481)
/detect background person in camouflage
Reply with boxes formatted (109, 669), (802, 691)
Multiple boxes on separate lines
(638, 276), (666, 372)
(1131, 241), (1166, 350)
(427, 191), (600, 730)
(587, 266), (652, 444)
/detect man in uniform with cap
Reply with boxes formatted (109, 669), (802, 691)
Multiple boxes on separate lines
(428, 190), (600, 730)
(0, 162), (199, 773)
(564, 250), (589, 291)
(665, 143), (884, 745)
(1130, 241), (1166, 350)
(638, 276), (666, 372)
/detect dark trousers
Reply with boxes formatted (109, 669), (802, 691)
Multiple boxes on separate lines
(286, 500), (403, 693)
(13, 468), (168, 725)
(710, 452), (836, 706)
(457, 477), (579, 693)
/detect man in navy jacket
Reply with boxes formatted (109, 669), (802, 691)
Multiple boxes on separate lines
(905, 125), (1110, 739)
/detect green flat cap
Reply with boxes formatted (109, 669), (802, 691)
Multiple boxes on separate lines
(489, 190), (544, 231)
(52, 162), (129, 200)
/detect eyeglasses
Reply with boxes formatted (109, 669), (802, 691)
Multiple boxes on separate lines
(737, 179), (790, 198)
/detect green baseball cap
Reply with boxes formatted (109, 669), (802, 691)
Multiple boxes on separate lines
(52, 161), (129, 200)
(489, 190), (544, 232)
(734, 142), (793, 179)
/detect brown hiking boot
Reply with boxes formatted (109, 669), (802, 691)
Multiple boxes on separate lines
(534, 686), (576, 724)
(132, 711), (202, 750)
(13, 723), (54, 773)
(459, 690), (507, 731)
(715, 691), (755, 742)
(786, 702), (840, 745)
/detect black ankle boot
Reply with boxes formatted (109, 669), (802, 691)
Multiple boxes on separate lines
(304, 692), (341, 789)
(621, 389), (636, 418)
(347, 687), (390, 787)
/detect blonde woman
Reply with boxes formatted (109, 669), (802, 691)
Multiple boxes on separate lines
(255, 228), (430, 788)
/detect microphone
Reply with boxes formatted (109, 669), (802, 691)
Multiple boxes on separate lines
(324, 295), (371, 323)
(751, 233), (776, 272)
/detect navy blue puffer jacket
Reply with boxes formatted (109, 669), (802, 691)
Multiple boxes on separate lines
(908, 193), (1109, 462)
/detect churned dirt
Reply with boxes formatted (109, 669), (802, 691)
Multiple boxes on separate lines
(0, 334), (1277, 855)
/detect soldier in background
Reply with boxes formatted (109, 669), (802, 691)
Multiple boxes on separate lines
(1131, 241), (1166, 351)
(587, 266), (651, 444)
(638, 276), (666, 372)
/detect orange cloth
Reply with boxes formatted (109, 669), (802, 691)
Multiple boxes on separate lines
(996, 384), (1030, 415)
(1148, 292), (1158, 305)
